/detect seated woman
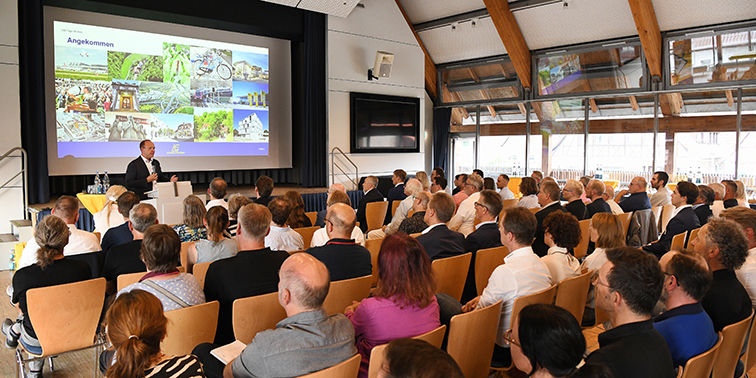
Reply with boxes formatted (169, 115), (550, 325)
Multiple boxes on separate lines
(94, 185), (128, 234)
(104, 289), (206, 378)
(172, 195), (207, 243)
(187, 206), (238, 272)
(283, 191), (312, 228)
(227, 194), (251, 237)
(517, 177), (541, 209)
(378, 338), (463, 378)
(345, 233), (441, 378)
(562, 179), (587, 220)
(2, 216), (91, 377)
(416, 171), (431, 192)
(118, 224), (205, 311)
(541, 211), (581, 283)
(580, 212), (625, 326)
(265, 197), (305, 252)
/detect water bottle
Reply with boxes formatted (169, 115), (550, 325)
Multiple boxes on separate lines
(103, 171), (110, 192)
(94, 172), (102, 194)
(695, 167), (702, 184)
(9, 252), (15, 271)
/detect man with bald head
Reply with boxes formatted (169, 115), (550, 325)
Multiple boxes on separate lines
(307, 203), (372, 281)
(585, 179), (612, 219)
(615, 176), (652, 212)
(602, 184), (624, 215)
(316, 183), (346, 227)
(203, 203), (290, 344)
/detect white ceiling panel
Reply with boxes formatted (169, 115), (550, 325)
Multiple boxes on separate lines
(418, 17), (507, 64)
(397, 0), (485, 24)
(298, 0), (361, 18)
(652, 0), (756, 32)
(514, 0), (639, 50)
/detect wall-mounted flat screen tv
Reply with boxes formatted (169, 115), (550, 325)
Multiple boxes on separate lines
(350, 92), (420, 153)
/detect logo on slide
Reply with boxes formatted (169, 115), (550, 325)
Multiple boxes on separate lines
(166, 144), (185, 155)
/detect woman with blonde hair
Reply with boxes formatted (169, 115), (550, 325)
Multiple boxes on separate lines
(580, 212), (625, 325)
(735, 180), (750, 207)
(415, 171), (431, 191)
(94, 185), (128, 234)
(104, 290), (206, 378)
(172, 195), (207, 242)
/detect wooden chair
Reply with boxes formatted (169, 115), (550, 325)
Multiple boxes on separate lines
(15, 278), (106, 378)
(162, 301), (220, 356)
(192, 261), (212, 290)
(322, 275), (373, 315)
(293, 226), (320, 249)
(574, 219), (591, 259)
(713, 311), (754, 378)
(554, 270), (592, 322)
(180, 240), (198, 270)
(501, 199), (518, 210)
(297, 354), (361, 378)
(366, 201), (389, 232)
(617, 211), (633, 238)
(447, 300), (503, 378)
(687, 228), (701, 248)
(414, 324), (447, 348)
(529, 207), (540, 214)
(367, 325), (447, 378)
(93, 231), (101, 244)
(365, 238), (383, 287)
(391, 200), (401, 217)
(680, 333), (722, 378)
(741, 316), (756, 375)
(432, 253), (472, 302)
(407, 210), (415, 217)
(651, 206), (662, 232)
(232, 292), (287, 344)
(410, 232), (422, 238)
(660, 204), (675, 234)
(670, 231), (687, 251)
(475, 246), (509, 296)
(117, 270), (147, 291)
(305, 211), (317, 226)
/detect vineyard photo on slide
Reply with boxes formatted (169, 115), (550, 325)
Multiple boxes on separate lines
(108, 51), (164, 82)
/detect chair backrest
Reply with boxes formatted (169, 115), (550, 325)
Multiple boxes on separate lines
(293, 226), (321, 250)
(501, 199), (518, 210)
(65, 250), (106, 278)
(742, 316), (756, 373)
(305, 211), (317, 226)
(529, 207), (540, 214)
(322, 275), (373, 315)
(391, 200), (401, 217)
(510, 285), (558, 329)
(180, 241), (198, 269)
(367, 325), (448, 378)
(687, 228), (701, 248)
(574, 219), (591, 259)
(192, 261), (212, 290)
(651, 206), (662, 231)
(617, 211), (633, 238)
(27, 278), (106, 357)
(670, 231), (687, 251)
(93, 231), (101, 243)
(660, 204), (676, 234)
(409, 232), (422, 238)
(554, 270), (592, 322)
(413, 324), (447, 348)
(447, 300), (503, 378)
(117, 271), (147, 291)
(297, 354), (361, 378)
(713, 311), (754, 378)
(162, 301), (220, 356)
(681, 333), (722, 378)
(407, 210), (415, 218)
(475, 246), (510, 296)
(431, 253), (473, 302)
(366, 201), (390, 232)
(365, 238), (383, 287)
(232, 292), (287, 344)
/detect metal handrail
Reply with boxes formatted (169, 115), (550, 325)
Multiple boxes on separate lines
(0, 147), (28, 220)
(330, 147), (358, 190)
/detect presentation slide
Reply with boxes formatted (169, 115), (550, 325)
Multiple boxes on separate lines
(53, 21), (270, 158)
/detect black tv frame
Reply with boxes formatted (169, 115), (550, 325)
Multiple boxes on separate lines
(350, 92), (420, 154)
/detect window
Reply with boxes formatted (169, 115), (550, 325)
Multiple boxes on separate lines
(439, 58), (521, 106)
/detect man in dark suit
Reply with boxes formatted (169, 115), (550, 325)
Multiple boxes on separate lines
(461, 190), (504, 303)
(416, 192), (465, 260)
(124, 140), (177, 199)
(693, 185), (715, 226)
(384, 169), (407, 224)
(357, 175), (384, 233)
(616, 177), (652, 213)
(643, 182), (701, 259)
(307, 203), (372, 281)
(585, 179), (612, 219)
(532, 181), (568, 257)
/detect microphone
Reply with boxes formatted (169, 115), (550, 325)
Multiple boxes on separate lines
(151, 160), (159, 176)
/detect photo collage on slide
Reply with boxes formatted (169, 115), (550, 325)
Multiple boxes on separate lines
(54, 22), (270, 150)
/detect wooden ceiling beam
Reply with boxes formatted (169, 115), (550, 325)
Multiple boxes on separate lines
(394, 0), (437, 100)
(483, 0), (532, 90)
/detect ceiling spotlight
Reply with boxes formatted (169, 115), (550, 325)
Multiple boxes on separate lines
(451, 23), (457, 32)
(563, 0), (569, 8)
(471, 19), (477, 28)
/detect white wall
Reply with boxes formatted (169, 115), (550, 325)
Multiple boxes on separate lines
(327, 0), (432, 189)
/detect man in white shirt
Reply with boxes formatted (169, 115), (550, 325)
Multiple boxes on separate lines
(449, 173), (483, 237)
(650, 171), (672, 207)
(367, 179), (422, 240)
(311, 191), (365, 247)
(721, 207), (756, 309)
(603, 184), (624, 214)
(206, 177), (229, 210)
(264, 198), (304, 252)
(18, 195), (100, 269)
(497, 174), (514, 200)
(123, 140), (178, 199)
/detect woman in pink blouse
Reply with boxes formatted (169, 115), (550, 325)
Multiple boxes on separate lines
(345, 233), (441, 378)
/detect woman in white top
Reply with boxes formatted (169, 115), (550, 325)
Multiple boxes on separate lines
(93, 185), (127, 234)
(516, 177), (541, 209)
(735, 180), (750, 208)
(540, 211), (581, 283)
(187, 206), (237, 273)
(580, 212), (625, 326)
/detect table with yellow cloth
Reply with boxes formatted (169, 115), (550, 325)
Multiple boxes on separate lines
(76, 193), (108, 215)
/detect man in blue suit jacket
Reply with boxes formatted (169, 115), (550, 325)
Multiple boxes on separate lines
(384, 169), (407, 224)
(124, 140), (177, 199)
(643, 182), (701, 259)
(416, 192), (465, 261)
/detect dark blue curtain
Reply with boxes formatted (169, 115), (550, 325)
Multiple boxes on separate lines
(301, 11), (328, 187)
(433, 107), (452, 176)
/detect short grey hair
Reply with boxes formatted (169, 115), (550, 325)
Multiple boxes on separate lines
(405, 179), (422, 197)
(129, 203), (158, 233)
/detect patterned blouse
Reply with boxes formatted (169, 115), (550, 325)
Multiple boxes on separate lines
(397, 211), (428, 235)
(144, 355), (206, 378)
(172, 224), (207, 243)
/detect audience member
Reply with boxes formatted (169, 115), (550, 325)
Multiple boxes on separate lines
(397, 192), (430, 235)
(452, 174), (468, 206)
(579, 176), (592, 203)
(497, 174), (515, 200)
(101, 191), (141, 253)
(602, 184), (623, 215)
(517, 177), (541, 209)
(430, 167), (444, 182)
(196, 253), (357, 378)
(583, 247), (675, 378)
(206, 177), (228, 210)
(316, 184), (346, 227)
(377, 338), (463, 378)
(449, 173), (484, 236)
(415, 171), (431, 192)
(307, 203), (372, 281)
(708, 182), (726, 217)
(430, 176), (447, 194)
(254, 175), (274, 207)
(203, 203), (290, 344)
(693, 184), (715, 226)
(722, 180), (739, 209)
(541, 211), (581, 283)
(650, 171), (672, 207)
(452, 174), (466, 196)
(187, 206), (237, 272)
(654, 250), (718, 368)
(531, 171), (543, 185)
(585, 179), (612, 219)
(580, 213), (626, 326)
(736, 180), (749, 208)
(103, 203), (158, 294)
(93, 185), (128, 234)
(172, 195), (207, 243)
(693, 218), (752, 332)
(283, 191), (312, 228)
(562, 179), (587, 220)
(264, 197), (305, 252)
(533, 181), (568, 257)
(311, 191), (366, 247)
(483, 177), (495, 191)
(117, 224), (205, 311)
(616, 176), (652, 212)
(385, 169), (408, 224)
(416, 192), (465, 260)
(473, 169), (484, 178)
(431, 167), (450, 195)
(461, 190), (504, 303)
(357, 175), (384, 233)
(721, 207), (756, 308)
(227, 193), (251, 237)
(369, 179), (422, 239)
(345, 233), (440, 378)
(642, 182), (700, 259)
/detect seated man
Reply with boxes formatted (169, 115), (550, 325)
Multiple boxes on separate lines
(584, 247), (675, 378)
(18, 195), (100, 269)
(385, 169), (408, 224)
(642, 182), (701, 259)
(397, 191), (430, 235)
(723, 180), (740, 209)
(430, 176), (447, 194)
(307, 203), (372, 281)
(315, 184), (345, 227)
(448, 174), (483, 237)
(452, 174), (468, 206)
(206, 177), (229, 210)
(692, 218), (752, 332)
(615, 176), (652, 213)
(368, 179), (422, 240)
(254, 175), (274, 207)
(650, 171), (672, 207)
(460, 189), (504, 303)
(100, 191), (140, 253)
(264, 198), (304, 252)
(722, 207), (756, 308)
(203, 203), (290, 344)
(603, 184), (624, 215)
(532, 181), (568, 257)
(585, 179), (612, 219)
(102, 203), (158, 294)
(497, 174), (514, 200)
(654, 250), (718, 368)
(416, 192), (465, 261)
(311, 191), (365, 247)
(194, 253), (357, 378)
(693, 185), (715, 226)
(357, 175), (384, 234)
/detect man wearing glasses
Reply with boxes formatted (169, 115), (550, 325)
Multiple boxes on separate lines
(615, 176), (652, 213)
(460, 190), (504, 303)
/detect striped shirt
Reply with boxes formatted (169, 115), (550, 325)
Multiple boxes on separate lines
(145, 355), (206, 378)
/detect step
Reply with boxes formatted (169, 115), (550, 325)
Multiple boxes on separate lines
(9, 219), (31, 228)
(0, 233), (18, 243)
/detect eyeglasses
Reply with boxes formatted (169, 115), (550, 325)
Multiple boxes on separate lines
(591, 273), (610, 288)
(503, 329), (520, 347)
(562, 189), (573, 193)
(324, 218), (332, 225)
(474, 202), (489, 212)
